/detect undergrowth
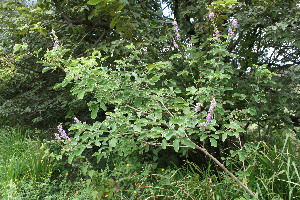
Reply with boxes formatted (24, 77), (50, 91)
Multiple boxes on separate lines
(0, 127), (299, 199)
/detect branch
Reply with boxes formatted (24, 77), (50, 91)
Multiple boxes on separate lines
(184, 136), (257, 198)
(92, 30), (107, 48)
(52, 0), (110, 29)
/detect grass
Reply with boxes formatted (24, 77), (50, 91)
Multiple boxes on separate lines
(247, 136), (300, 200)
(0, 127), (48, 182)
(0, 127), (299, 199)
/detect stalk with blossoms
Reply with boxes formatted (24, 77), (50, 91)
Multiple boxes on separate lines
(55, 124), (71, 141)
(198, 99), (217, 128)
(172, 20), (180, 48)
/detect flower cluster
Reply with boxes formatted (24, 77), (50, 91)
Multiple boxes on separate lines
(208, 12), (220, 36)
(208, 12), (215, 19)
(172, 20), (180, 48)
(228, 19), (238, 36)
(55, 124), (71, 141)
(74, 117), (81, 123)
(50, 29), (60, 47)
(199, 99), (217, 128)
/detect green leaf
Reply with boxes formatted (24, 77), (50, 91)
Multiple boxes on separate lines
(173, 139), (180, 152)
(74, 148), (84, 156)
(170, 54), (182, 59)
(81, 165), (88, 175)
(248, 107), (257, 116)
(170, 118), (184, 124)
(81, 132), (90, 142)
(109, 138), (117, 148)
(200, 134), (208, 141)
(162, 139), (167, 149)
(68, 153), (75, 164)
(135, 97), (142, 106)
(210, 138), (218, 147)
(87, 0), (102, 5)
(133, 125), (141, 132)
(174, 97), (186, 104)
(90, 104), (99, 119)
(210, 134), (219, 139)
(77, 90), (85, 99)
(186, 86), (197, 94)
(13, 44), (22, 53)
(100, 102), (107, 111)
(165, 130), (176, 140)
(181, 138), (195, 149)
(222, 133), (228, 142)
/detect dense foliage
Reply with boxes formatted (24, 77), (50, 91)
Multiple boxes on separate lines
(0, 0), (299, 199)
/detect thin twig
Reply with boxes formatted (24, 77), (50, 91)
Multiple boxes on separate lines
(92, 30), (107, 48)
(160, 101), (174, 118)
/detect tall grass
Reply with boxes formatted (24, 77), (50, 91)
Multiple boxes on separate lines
(247, 135), (300, 200)
(0, 127), (95, 199)
(0, 127), (48, 182)
(0, 127), (298, 199)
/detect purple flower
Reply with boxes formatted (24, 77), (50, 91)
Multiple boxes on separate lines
(174, 43), (178, 48)
(199, 122), (206, 127)
(57, 124), (71, 141)
(199, 99), (217, 128)
(172, 21), (178, 26)
(215, 29), (220, 35)
(206, 112), (212, 122)
(209, 99), (217, 112)
(174, 26), (179, 32)
(74, 117), (81, 123)
(208, 12), (215, 19)
(54, 133), (61, 140)
(228, 28), (234, 35)
(106, 116), (111, 120)
(232, 19), (238, 28)
(176, 33), (180, 40)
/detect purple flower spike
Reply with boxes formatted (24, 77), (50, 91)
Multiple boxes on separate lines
(172, 21), (178, 26)
(174, 43), (178, 48)
(74, 117), (81, 123)
(208, 12), (215, 19)
(174, 26), (179, 32)
(232, 19), (238, 28)
(199, 99), (217, 129)
(215, 29), (220, 35)
(57, 124), (71, 141)
(228, 28), (234, 35)
(209, 99), (217, 111)
(206, 112), (212, 122)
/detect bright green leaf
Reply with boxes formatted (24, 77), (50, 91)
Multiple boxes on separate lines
(173, 139), (180, 152)
(181, 138), (195, 149)
(170, 118), (184, 124)
(162, 139), (167, 149)
(109, 138), (117, 148)
(209, 138), (218, 147)
(87, 0), (102, 5)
